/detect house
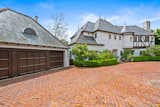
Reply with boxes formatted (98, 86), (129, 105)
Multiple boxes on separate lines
(0, 8), (69, 79)
(69, 18), (155, 58)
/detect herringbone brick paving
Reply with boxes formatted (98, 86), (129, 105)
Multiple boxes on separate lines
(0, 62), (160, 107)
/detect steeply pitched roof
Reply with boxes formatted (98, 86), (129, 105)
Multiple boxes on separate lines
(0, 8), (68, 48)
(70, 18), (154, 45)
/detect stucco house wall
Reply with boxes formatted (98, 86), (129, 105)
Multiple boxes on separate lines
(70, 18), (155, 59)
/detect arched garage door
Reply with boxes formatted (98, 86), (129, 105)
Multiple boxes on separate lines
(0, 48), (64, 79)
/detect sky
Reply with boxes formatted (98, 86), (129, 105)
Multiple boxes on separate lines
(0, 0), (160, 40)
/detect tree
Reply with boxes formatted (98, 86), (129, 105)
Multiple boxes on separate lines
(72, 44), (89, 60)
(48, 13), (68, 40)
(154, 29), (160, 45)
(120, 49), (134, 61)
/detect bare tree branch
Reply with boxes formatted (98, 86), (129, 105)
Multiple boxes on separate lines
(48, 13), (68, 40)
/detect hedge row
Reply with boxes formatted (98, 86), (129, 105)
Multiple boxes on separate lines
(73, 58), (118, 67)
(131, 56), (160, 62)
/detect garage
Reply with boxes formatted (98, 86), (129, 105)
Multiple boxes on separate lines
(0, 48), (64, 79)
(0, 8), (69, 79)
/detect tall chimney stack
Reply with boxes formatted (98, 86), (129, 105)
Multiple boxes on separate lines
(143, 20), (151, 31)
(34, 16), (38, 22)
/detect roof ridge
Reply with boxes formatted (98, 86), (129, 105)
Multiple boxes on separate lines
(0, 8), (10, 13)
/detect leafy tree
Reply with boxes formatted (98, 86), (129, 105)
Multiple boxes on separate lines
(72, 44), (89, 60)
(154, 29), (160, 45)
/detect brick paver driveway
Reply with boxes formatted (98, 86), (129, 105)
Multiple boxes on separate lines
(0, 62), (160, 107)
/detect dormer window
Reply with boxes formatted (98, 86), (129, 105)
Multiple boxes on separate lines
(24, 28), (36, 35)
(114, 35), (117, 40)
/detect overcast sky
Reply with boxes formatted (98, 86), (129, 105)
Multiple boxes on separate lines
(1, 0), (160, 40)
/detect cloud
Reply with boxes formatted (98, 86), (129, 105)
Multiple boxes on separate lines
(41, 4), (160, 40)
(38, 2), (54, 10)
(80, 5), (160, 29)
(81, 13), (99, 24)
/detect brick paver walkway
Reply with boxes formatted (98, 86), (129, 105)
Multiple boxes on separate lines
(0, 62), (160, 107)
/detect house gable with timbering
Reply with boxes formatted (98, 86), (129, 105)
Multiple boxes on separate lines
(70, 18), (155, 57)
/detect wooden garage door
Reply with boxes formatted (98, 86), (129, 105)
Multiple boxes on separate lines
(0, 50), (10, 79)
(0, 48), (64, 79)
(16, 50), (47, 75)
(50, 51), (63, 68)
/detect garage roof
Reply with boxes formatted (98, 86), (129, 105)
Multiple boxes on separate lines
(0, 8), (68, 49)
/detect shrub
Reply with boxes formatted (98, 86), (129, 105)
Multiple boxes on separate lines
(88, 50), (98, 60)
(131, 56), (160, 62)
(121, 49), (134, 61)
(142, 45), (160, 56)
(73, 58), (118, 67)
(72, 44), (118, 67)
(98, 50), (116, 59)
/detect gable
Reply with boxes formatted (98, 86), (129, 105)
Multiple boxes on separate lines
(0, 9), (67, 48)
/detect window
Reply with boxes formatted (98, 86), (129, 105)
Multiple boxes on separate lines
(138, 36), (141, 42)
(114, 35), (117, 40)
(24, 28), (36, 35)
(109, 34), (111, 39)
(130, 36), (132, 41)
(151, 36), (154, 41)
(133, 36), (137, 42)
(94, 33), (97, 38)
(145, 36), (149, 42)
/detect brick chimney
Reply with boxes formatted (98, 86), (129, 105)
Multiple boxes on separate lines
(143, 20), (151, 31)
(34, 16), (38, 22)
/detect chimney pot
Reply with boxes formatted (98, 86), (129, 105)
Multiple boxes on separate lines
(34, 16), (38, 22)
(143, 20), (151, 31)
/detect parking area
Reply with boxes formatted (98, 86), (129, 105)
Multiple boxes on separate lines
(0, 62), (160, 107)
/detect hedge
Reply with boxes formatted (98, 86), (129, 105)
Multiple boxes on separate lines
(131, 56), (160, 62)
(73, 58), (118, 67)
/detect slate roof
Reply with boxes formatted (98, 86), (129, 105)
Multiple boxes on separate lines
(119, 25), (153, 35)
(76, 35), (103, 45)
(0, 8), (68, 49)
(70, 18), (154, 45)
